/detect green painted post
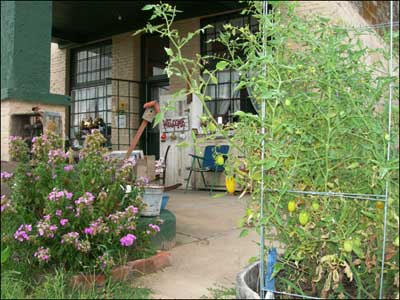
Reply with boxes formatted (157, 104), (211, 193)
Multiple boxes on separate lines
(1, 1), (69, 105)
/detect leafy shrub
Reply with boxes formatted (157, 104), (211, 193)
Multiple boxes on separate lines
(1, 129), (159, 273)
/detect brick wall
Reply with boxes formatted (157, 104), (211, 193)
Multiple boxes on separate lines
(111, 33), (141, 149)
(1, 100), (66, 161)
(350, 1), (399, 28)
(50, 43), (68, 95)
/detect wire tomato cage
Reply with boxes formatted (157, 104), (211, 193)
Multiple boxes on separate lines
(258, 1), (397, 299)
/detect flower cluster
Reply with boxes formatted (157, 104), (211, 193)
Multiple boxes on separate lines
(120, 234), (136, 247)
(0, 172), (13, 180)
(34, 247), (50, 262)
(63, 164), (74, 172)
(1, 195), (13, 213)
(83, 217), (109, 236)
(60, 219), (69, 226)
(36, 219), (58, 238)
(48, 149), (68, 164)
(75, 192), (95, 206)
(117, 157), (137, 182)
(14, 224), (32, 242)
(148, 223), (161, 233)
(9, 135), (29, 161)
(61, 232), (79, 244)
(48, 188), (73, 202)
(97, 253), (115, 270)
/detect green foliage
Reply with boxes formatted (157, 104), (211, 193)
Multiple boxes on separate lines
(0, 268), (152, 299)
(1, 128), (160, 275)
(139, 1), (399, 298)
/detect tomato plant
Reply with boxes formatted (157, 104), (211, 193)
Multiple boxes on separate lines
(140, 1), (399, 298)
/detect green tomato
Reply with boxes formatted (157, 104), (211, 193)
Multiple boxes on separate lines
(215, 155), (224, 166)
(208, 123), (217, 133)
(343, 240), (353, 253)
(394, 236), (399, 248)
(311, 202), (320, 211)
(288, 200), (296, 213)
(298, 212), (309, 226)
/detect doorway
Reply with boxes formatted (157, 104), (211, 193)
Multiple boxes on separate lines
(141, 33), (170, 159)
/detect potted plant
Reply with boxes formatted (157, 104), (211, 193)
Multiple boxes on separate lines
(140, 1), (399, 298)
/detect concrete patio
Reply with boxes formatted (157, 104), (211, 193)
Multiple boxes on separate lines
(133, 189), (259, 299)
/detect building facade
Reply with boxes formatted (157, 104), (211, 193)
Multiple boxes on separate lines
(1, 1), (395, 187)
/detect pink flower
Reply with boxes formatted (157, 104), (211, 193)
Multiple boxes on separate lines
(55, 210), (62, 217)
(64, 164), (74, 172)
(43, 214), (51, 221)
(60, 219), (68, 226)
(65, 192), (73, 199)
(34, 247), (50, 262)
(1, 172), (13, 180)
(84, 227), (94, 235)
(120, 234), (136, 247)
(9, 136), (18, 141)
(125, 205), (138, 214)
(14, 224), (32, 242)
(148, 223), (161, 233)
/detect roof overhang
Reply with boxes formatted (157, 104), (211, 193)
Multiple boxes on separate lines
(52, 1), (245, 46)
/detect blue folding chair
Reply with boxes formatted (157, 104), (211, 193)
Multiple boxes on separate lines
(184, 145), (229, 194)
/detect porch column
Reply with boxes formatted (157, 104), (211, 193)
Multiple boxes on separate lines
(1, 1), (70, 161)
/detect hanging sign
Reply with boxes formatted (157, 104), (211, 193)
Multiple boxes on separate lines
(162, 116), (189, 132)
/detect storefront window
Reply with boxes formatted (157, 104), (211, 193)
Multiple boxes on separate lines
(70, 42), (112, 143)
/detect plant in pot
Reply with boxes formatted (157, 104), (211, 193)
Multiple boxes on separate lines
(139, 1), (399, 299)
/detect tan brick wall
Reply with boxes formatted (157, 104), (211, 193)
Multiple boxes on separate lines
(169, 18), (201, 94)
(111, 33), (141, 148)
(1, 100), (66, 161)
(50, 43), (68, 95)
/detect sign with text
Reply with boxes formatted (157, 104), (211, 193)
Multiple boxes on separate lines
(162, 116), (189, 132)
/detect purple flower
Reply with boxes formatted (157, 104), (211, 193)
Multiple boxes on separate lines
(32, 137), (36, 143)
(75, 192), (94, 206)
(84, 227), (94, 235)
(34, 247), (50, 262)
(48, 188), (73, 202)
(49, 225), (58, 232)
(148, 223), (161, 233)
(64, 164), (74, 172)
(120, 234), (136, 247)
(43, 215), (51, 221)
(60, 219), (68, 226)
(55, 210), (62, 217)
(125, 205), (138, 214)
(14, 224), (32, 242)
(1, 172), (13, 180)
(65, 192), (73, 200)
(9, 136), (18, 141)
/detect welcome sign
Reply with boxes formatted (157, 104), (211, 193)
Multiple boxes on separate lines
(162, 116), (189, 132)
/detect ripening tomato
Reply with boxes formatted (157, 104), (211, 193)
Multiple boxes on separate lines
(375, 202), (384, 210)
(225, 176), (235, 194)
(288, 200), (296, 213)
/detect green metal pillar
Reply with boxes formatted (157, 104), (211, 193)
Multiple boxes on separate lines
(1, 1), (69, 105)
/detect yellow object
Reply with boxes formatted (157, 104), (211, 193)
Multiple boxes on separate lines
(225, 176), (235, 194)
(288, 200), (296, 213)
(375, 201), (384, 209)
(215, 155), (225, 166)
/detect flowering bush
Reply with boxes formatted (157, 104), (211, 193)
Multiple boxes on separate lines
(1, 129), (160, 273)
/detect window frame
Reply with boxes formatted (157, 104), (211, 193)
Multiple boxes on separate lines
(69, 41), (112, 142)
(200, 12), (258, 123)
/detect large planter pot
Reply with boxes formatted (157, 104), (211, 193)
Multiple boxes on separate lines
(236, 261), (261, 299)
(141, 185), (164, 217)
